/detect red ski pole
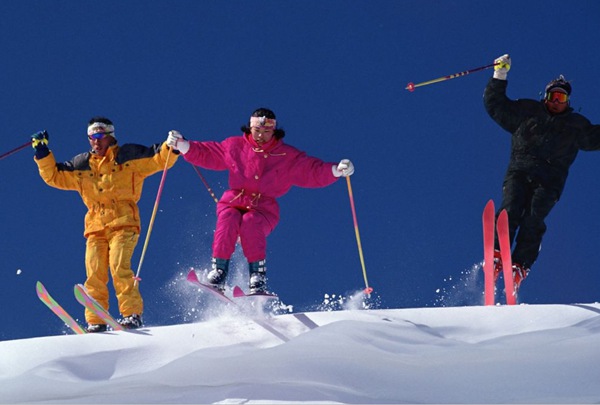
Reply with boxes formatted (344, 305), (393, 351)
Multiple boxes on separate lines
(190, 164), (219, 204)
(0, 141), (30, 161)
(405, 62), (499, 92)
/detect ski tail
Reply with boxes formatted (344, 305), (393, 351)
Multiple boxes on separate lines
(293, 313), (319, 330)
(36, 281), (86, 334)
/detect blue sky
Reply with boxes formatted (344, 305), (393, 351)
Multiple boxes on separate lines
(2, 1), (600, 341)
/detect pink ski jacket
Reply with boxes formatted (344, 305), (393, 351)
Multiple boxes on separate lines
(182, 135), (339, 228)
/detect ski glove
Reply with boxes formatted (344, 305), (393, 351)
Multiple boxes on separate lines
(166, 130), (190, 155)
(493, 54), (511, 80)
(333, 159), (354, 177)
(31, 130), (50, 159)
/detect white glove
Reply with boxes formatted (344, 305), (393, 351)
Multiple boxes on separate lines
(166, 130), (190, 155)
(493, 54), (511, 80)
(333, 159), (354, 177)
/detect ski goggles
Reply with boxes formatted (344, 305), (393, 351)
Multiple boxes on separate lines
(87, 132), (113, 140)
(546, 91), (569, 104)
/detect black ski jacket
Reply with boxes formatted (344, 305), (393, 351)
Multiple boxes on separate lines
(484, 78), (600, 196)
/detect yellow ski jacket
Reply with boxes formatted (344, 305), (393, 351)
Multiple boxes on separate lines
(35, 142), (178, 237)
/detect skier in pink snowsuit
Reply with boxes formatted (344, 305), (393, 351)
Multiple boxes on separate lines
(167, 108), (354, 294)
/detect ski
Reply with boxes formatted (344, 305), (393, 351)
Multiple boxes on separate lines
(496, 209), (516, 305)
(232, 285), (278, 299)
(186, 268), (236, 305)
(73, 284), (124, 331)
(482, 199), (496, 306)
(186, 269), (289, 342)
(291, 313), (319, 330)
(233, 285), (318, 330)
(36, 281), (87, 335)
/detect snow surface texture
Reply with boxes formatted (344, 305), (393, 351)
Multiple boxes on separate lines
(1, 301), (599, 404)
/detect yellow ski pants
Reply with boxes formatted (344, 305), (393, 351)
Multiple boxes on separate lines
(84, 227), (142, 324)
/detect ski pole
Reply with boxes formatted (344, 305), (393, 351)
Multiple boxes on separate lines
(133, 151), (172, 286)
(346, 176), (373, 296)
(0, 141), (30, 161)
(405, 62), (499, 92)
(190, 164), (219, 204)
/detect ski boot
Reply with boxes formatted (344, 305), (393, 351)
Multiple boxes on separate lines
(207, 257), (230, 293)
(248, 259), (268, 295)
(493, 249), (503, 282)
(512, 263), (529, 296)
(119, 314), (143, 329)
(86, 323), (108, 333)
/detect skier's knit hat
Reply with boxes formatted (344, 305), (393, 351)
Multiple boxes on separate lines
(545, 75), (572, 96)
(87, 116), (116, 139)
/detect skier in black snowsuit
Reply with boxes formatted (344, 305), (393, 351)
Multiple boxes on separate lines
(483, 54), (600, 295)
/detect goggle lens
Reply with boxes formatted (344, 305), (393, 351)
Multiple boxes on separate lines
(546, 91), (569, 103)
(88, 132), (109, 140)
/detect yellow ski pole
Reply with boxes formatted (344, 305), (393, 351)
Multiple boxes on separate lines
(133, 151), (171, 286)
(346, 176), (372, 295)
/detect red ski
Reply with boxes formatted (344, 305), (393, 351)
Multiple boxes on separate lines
(186, 268), (235, 305)
(496, 210), (516, 305)
(482, 200), (496, 306)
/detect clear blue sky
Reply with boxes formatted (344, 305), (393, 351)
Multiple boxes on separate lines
(2, 1), (599, 341)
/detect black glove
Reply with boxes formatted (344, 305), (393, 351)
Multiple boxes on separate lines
(31, 130), (50, 159)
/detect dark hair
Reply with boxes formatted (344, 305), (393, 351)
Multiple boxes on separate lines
(240, 107), (285, 139)
(88, 116), (113, 126)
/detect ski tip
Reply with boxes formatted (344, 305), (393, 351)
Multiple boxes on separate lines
(35, 281), (47, 298)
(232, 285), (245, 298)
(186, 269), (199, 283)
(498, 209), (509, 221)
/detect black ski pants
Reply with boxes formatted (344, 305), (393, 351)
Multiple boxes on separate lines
(495, 170), (559, 270)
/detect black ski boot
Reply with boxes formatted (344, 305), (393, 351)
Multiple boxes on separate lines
(119, 314), (143, 329)
(248, 259), (268, 295)
(86, 323), (108, 333)
(207, 257), (230, 293)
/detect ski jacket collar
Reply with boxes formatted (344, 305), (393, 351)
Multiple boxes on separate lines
(244, 133), (279, 152)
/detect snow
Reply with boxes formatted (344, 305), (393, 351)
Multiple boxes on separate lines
(1, 300), (600, 404)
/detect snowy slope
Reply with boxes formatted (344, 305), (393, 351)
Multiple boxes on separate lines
(1, 303), (599, 404)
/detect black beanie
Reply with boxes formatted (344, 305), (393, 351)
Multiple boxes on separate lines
(545, 75), (572, 95)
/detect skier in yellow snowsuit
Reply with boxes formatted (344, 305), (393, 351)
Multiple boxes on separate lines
(32, 117), (179, 332)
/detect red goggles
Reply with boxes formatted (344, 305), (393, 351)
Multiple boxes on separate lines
(546, 91), (569, 103)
